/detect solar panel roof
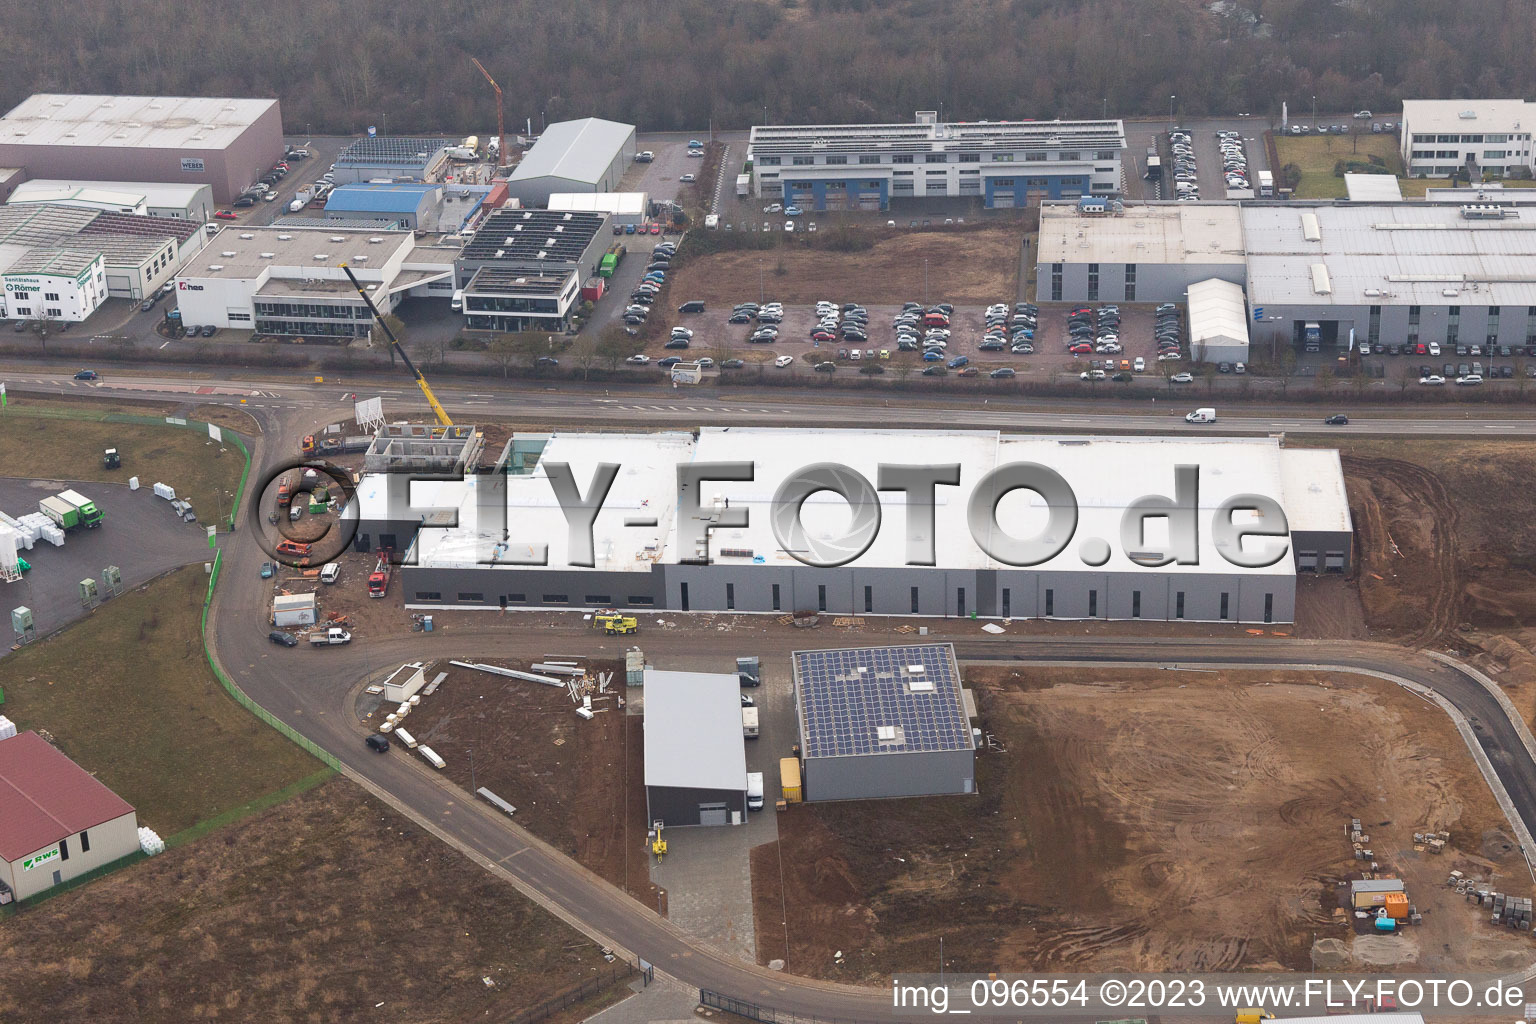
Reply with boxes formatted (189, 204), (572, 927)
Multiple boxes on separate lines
(793, 644), (972, 759)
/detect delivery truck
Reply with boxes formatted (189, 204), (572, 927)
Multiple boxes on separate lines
(747, 772), (765, 811)
(736, 173), (751, 197)
(1185, 407), (1217, 424)
(309, 627), (352, 646)
(742, 706), (760, 739)
(41, 490), (103, 530)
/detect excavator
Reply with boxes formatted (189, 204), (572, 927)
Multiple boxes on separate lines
(339, 263), (453, 427)
(593, 611), (640, 635)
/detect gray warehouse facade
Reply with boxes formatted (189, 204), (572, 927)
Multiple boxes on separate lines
(793, 645), (975, 802)
(0, 95), (285, 205)
(505, 118), (636, 208)
(1037, 201), (1247, 304)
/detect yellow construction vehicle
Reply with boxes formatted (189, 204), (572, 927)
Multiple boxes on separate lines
(650, 822), (667, 861)
(594, 612), (639, 635)
(1235, 1011), (1275, 1024)
(339, 263), (452, 427)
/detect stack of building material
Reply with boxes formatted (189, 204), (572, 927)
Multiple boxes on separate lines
(0, 525), (18, 578)
(8, 514), (38, 549)
(18, 512), (62, 547)
(153, 482), (176, 501)
(138, 826), (165, 856)
(0, 715), (16, 741)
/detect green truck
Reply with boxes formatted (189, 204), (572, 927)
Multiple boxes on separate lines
(39, 489), (104, 530)
(597, 242), (625, 278)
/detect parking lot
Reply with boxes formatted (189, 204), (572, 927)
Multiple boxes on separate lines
(0, 477), (212, 653)
(1122, 117), (1271, 201)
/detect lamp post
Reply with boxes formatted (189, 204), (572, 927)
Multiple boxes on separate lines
(469, 746), (477, 794)
(1312, 95), (1317, 124)
(1169, 95), (1176, 129)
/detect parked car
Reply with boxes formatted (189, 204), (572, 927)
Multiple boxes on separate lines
(1456, 374), (1483, 385)
(73, 369), (98, 380)
(626, 354), (651, 364)
(213, 210), (238, 220)
(260, 561), (274, 579)
(989, 367), (1016, 379)
(679, 174), (696, 183)
(1419, 375), (1446, 386)
(268, 631), (298, 647)
(1325, 414), (1349, 425)
(1170, 372), (1194, 383)
(774, 355), (794, 368)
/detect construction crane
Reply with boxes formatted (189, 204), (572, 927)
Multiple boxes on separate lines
(338, 263), (453, 427)
(471, 57), (506, 169)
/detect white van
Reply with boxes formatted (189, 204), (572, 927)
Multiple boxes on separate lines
(704, 214), (719, 229)
(1185, 407), (1217, 424)
(746, 772), (764, 811)
(450, 289), (464, 312)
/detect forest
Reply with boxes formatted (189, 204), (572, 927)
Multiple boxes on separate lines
(0, 0), (1531, 134)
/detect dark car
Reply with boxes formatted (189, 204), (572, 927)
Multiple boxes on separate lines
(921, 364), (947, 376)
(814, 361), (836, 373)
(366, 734), (390, 753)
(535, 356), (559, 368)
(990, 367), (1017, 379)
(200, 324), (216, 337)
(1325, 414), (1349, 425)
(658, 356), (682, 368)
(664, 338), (690, 349)
(73, 369), (98, 380)
(678, 300), (706, 313)
(233, 196), (257, 208)
(728, 311), (753, 324)
(721, 358), (745, 369)
(268, 631), (298, 647)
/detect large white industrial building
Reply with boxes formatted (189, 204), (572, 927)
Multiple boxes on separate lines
(0, 95), (284, 204)
(505, 118), (636, 208)
(1037, 202), (1246, 303)
(353, 428), (1351, 624)
(1400, 99), (1536, 179)
(747, 112), (1126, 210)
(9, 179), (215, 222)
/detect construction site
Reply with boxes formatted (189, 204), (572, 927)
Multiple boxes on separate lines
(751, 665), (1534, 982)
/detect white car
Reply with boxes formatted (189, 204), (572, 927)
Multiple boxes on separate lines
(774, 355), (794, 368)
(1080, 369), (1107, 381)
(1428, 342), (1441, 356)
(1133, 357), (1145, 372)
(784, 221), (794, 232)
(320, 563), (340, 584)
(626, 354), (651, 364)
(1170, 372), (1194, 383)
(670, 327), (694, 338)
(1456, 373), (1483, 385)
(764, 203), (783, 214)
(679, 174), (695, 183)
(1419, 374), (1446, 386)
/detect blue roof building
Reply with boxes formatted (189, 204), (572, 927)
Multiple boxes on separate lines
(322, 182), (443, 230)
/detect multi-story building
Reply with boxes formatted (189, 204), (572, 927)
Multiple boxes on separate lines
(1400, 99), (1536, 179)
(747, 111), (1125, 211)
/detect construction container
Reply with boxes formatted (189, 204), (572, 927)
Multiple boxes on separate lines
(1351, 878), (1404, 908)
(1384, 892), (1410, 920)
(626, 648), (645, 686)
(780, 756), (802, 803)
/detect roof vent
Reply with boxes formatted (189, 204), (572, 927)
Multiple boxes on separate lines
(313, 253), (329, 260)
(239, 233), (254, 240)
(329, 235), (345, 242)
(368, 236), (383, 243)
(354, 255), (369, 262)
(276, 234), (292, 241)
(207, 264), (224, 271)
(876, 725), (897, 742)
(259, 252), (275, 259)
(126, 121), (141, 128)
(1300, 212), (1322, 241)
(1458, 110), (1479, 120)
(908, 679), (936, 693)
(220, 250), (236, 257)
(1311, 262), (1333, 295)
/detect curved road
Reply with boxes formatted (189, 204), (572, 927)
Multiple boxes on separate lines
(26, 368), (1536, 1017)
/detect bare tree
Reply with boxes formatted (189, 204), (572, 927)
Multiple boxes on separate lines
(377, 313), (407, 366)
(595, 325), (635, 370)
(487, 334), (520, 378)
(29, 310), (58, 353)
(569, 332), (599, 382)
(1316, 365), (1336, 392)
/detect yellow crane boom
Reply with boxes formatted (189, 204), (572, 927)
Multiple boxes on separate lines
(338, 263), (452, 426)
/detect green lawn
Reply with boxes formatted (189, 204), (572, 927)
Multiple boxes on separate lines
(0, 402), (245, 522)
(0, 566), (323, 835)
(1274, 133), (1407, 199)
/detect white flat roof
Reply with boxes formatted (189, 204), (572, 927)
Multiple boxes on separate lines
(176, 225), (412, 280)
(381, 430), (1347, 577)
(643, 669), (748, 792)
(0, 94), (275, 150)
(1038, 202), (1246, 265)
(547, 192), (648, 216)
(509, 118), (633, 185)
(1343, 173), (1403, 202)
(1243, 202), (1536, 307)
(1401, 98), (1535, 136)
(10, 179), (210, 209)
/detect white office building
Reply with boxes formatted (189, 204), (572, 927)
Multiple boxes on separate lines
(1400, 99), (1536, 178)
(747, 112), (1126, 210)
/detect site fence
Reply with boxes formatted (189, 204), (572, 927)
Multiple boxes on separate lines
(200, 549), (341, 772)
(0, 406), (251, 529)
(505, 961), (641, 1024)
(699, 990), (875, 1024)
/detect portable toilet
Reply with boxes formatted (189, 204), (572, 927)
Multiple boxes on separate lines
(1374, 915), (1396, 932)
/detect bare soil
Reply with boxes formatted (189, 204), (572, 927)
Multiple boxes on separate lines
(668, 227), (1024, 307)
(383, 658), (660, 906)
(753, 668), (1530, 982)
(0, 779), (627, 1023)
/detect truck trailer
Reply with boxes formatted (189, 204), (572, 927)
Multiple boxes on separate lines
(736, 173), (751, 197)
(41, 490), (103, 530)
(742, 706), (760, 739)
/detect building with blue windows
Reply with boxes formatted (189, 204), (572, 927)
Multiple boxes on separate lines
(746, 111), (1125, 211)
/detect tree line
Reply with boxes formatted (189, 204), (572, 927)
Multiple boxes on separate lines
(2, 0), (1531, 134)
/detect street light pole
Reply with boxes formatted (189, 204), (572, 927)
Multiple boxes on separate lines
(469, 746), (477, 793)
(1312, 95), (1317, 124)
(1169, 95), (1176, 129)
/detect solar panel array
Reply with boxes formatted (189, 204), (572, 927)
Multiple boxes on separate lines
(794, 645), (970, 759)
(336, 137), (452, 166)
(461, 209), (606, 263)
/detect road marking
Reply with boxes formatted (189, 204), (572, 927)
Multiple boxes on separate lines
(1485, 424), (1518, 429)
(159, 341), (170, 350)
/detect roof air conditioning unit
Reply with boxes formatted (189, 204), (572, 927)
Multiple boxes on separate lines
(313, 254), (329, 260)
(259, 252), (275, 258)
(239, 233), (253, 239)
(207, 264), (224, 271)
(221, 251), (236, 257)
(368, 237), (383, 243)
(277, 234), (292, 241)
(329, 236), (345, 242)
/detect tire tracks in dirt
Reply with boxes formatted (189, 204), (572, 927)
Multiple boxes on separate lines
(1344, 455), (1462, 645)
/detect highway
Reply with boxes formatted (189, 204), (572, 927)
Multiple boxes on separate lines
(18, 363), (1536, 1018)
(6, 365), (1536, 436)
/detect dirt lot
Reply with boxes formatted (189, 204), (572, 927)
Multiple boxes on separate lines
(668, 226), (1023, 308)
(370, 658), (659, 906)
(753, 667), (1530, 982)
(0, 779), (629, 1023)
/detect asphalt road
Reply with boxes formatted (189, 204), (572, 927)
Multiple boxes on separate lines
(17, 365), (1536, 1018)
(6, 366), (1536, 438)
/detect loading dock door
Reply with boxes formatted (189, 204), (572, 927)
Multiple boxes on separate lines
(1324, 552), (1346, 572)
(698, 803), (728, 826)
(1296, 550), (1318, 572)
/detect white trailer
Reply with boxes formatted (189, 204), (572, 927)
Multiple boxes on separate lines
(736, 173), (751, 197)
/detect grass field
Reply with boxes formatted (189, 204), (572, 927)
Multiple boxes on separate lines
(0, 399), (246, 521)
(1275, 133), (1407, 198)
(0, 566), (321, 836)
(0, 780), (631, 1022)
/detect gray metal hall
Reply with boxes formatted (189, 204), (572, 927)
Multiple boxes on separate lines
(793, 645), (976, 802)
(642, 669), (749, 827)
